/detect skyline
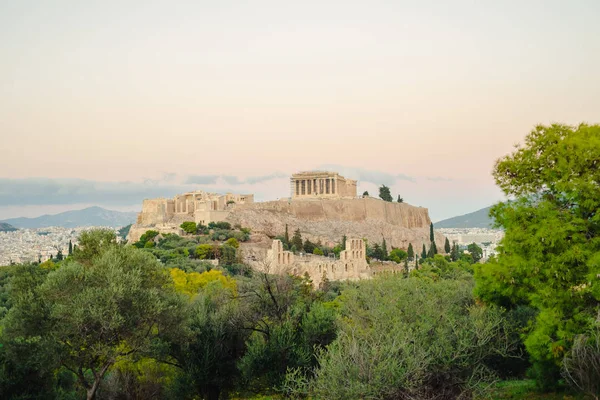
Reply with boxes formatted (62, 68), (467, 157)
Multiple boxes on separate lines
(1, 1), (599, 221)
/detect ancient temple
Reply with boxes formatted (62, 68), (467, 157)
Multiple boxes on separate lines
(290, 171), (357, 199)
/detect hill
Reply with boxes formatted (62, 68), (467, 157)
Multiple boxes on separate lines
(435, 206), (494, 228)
(0, 206), (137, 229)
(0, 222), (17, 232)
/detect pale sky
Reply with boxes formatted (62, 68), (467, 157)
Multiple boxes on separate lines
(1, 0), (599, 221)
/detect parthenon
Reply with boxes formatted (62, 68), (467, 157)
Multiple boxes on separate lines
(290, 171), (357, 199)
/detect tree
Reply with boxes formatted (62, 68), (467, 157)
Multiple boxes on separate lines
(397, 195), (403, 203)
(450, 242), (460, 262)
(284, 224), (290, 246)
(225, 237), (240, 249)
(73, 228), (117, 264)
(291, 229), (303, 252)
(421, 244), (427, 260)
(341, 235), (347, 251)
(56, 250), (64, 261)
(3, 243), (185, 400)
(407, 243), (414, 261)
(381, 238), (388, 260)
(474, 123), (600, 388)
(427, 241), (438, 258)
(68, 240), (73, 256)
(180, 221), (197, 235)
(444, 237), (451, 254)
(389, 249), (408, 263)
(363, 191), (369, 197)
(196, 244), (214, 259)
(378, 185), (393, 202)
(467, 242), (482, 264)
(303, 239), (315, 254)
(313, 247), (324, 256)
(429, 222), (434, 243)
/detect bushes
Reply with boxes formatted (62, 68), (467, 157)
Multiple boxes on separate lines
(563, 327), (600, 398)
(286, 275), (515, 399)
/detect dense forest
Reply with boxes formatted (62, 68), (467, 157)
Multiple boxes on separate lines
(0, 123), (599, 399)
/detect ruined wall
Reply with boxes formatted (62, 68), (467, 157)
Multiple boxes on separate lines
(261, 238), (371, 287)
(229, 197), (446, 252)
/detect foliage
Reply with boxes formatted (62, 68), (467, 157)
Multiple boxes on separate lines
(73, 228), (117, 264)
(468, 242), (483, 263)
(313, 247), (324, 256)
(444, 237), (451, 253)
(303, 239), (315, 254)
(362, 191), (369, 197)
(421, 243), (427, 259)
(291, 229), (303, 252)
(397, 194), (403, 203)
(289, 275), (515, 399)
(562, 327), (600, 399)
(378, 185), (393, 202)
(180, 221), (197, 234)
(208, 221), (231, 230)
(170, 268), (237, 298)
(388, 248), (408, 263)
(225, 237), (240, 249)
(474, 123), (600, 390)
(430, 222), (434, 242)
(407, 243), (414, 261)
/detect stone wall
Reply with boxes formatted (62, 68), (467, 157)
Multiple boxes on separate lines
(260, 238), (371, 287)
(229, 197), (446, 252)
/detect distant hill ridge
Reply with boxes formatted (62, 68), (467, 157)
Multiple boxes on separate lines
(435, 206), (494, 228)
(0, 206), (137, 229)
(0, 222), (17, 232)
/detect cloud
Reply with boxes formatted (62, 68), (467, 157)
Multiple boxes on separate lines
(184, 175), (219, 185)
(244, 172), (287, 184)
(426, 176), (454, 182)
(317, 164), (416, 185)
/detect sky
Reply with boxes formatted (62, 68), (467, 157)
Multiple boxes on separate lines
(1, 0), (599, 221)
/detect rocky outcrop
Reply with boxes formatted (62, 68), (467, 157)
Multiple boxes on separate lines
(228, 197), (446, 252)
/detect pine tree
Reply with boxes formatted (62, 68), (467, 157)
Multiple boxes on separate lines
(381, 238), (388, 260)
(397, 195), (403, 203)
(428, 241), (438, 258)
(444, 237), (450, 254)
(378, 185), (393, 202)
(430, 222), (435, 243)
(363, 191), (369, 197)
(403, 258), (409, 276)
(421, 244), (427, 259)
(68, 240), (73, 256)
(56, 250), (64, 261)
(407, 243), (414, 261)
(291, 228), (303, 252)
(284, 224), (290, 246)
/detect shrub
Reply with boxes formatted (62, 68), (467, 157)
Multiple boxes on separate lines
(313, 248), (324, 256)
(563, 327), (600, 398)
(180, 221), (197, 235)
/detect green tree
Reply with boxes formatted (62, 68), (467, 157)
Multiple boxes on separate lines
(474, 123), (600, 389)
(303, 239), (315, 254)
(444, 237), (451, 254)
(56, 250), (64, 261)
(313, 247), (324, 256)
(381, 238), (388, 260)
(284, 224), (290, 246)
(73, 228), (117, 264)
(427, 241), (438, 258)
(397, 194), (403, 203)
(429, 222), (434, 243)
(421, 244), (427, 260)
(180, 221), (197, 235)
(341, 235), (347, 251)
(362, 191), (369, 197)
(467, 243), (482, 264)
(450, 242), (460, 262)
(407, 243), (414, 261)
(378, 185), (393, 202)
(68, 240), (73, 256)
(291, 229), (303, 252)
(389, 248), (408, 263)
(3, 244), (185, 400)
(225, 237), (240, 249)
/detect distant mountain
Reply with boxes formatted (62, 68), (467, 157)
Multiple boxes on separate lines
(0, 222), (17, 232)
(435, 206), (494, 229)
(0, 206), (138, 229)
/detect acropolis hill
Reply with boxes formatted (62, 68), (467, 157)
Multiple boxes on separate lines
(127, 171), (446, 252)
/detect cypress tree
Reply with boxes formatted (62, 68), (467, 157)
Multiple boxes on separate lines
(430, 222), (434, 243)
(381, 238), (388, 260)
(68, 240), (73, 256)
(397, 195), (403, 203)
(403, 257), (409, 276)
(421, 244), (427, 259)
(444, 237), (450, 253)
(428, 241), (438, 258)
(342, 235), (347, 251)
(284, 224), (290, 246)
(407, 243), (414, 261)
(291, 229), (303, 252)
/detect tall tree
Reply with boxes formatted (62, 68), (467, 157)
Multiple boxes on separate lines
(397, 195), (403, 203)
(427, 241), (438, 258)
(68, 240), (73, 256)
(284, 224), (290, 246)
(474, 123), (600, 388)
(378, 185), (393, 202)
(444, 237), (451, 253)
(342, 235), (347, 251)
(407, 243), (414, 261)
(467, 242), (482, 263)
(291, 228), (303, 252)
(421, 244), (427, 260)
(429, 222), (435, 243)
(382, 238), (389, 260)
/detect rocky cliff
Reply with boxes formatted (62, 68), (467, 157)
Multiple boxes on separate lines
(228, 198), (446, 252)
